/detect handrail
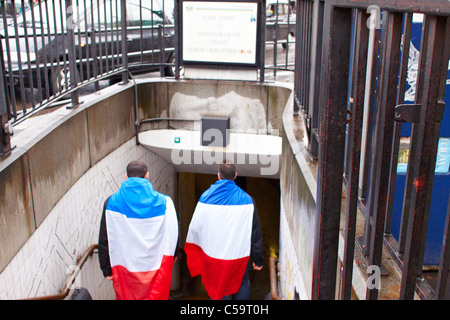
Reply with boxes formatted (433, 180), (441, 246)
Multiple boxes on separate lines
(21, 244), (98, 300)
(269, 256), (282, 300)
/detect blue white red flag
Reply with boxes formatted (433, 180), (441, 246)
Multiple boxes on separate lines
(184, 179), (254, 300)
(105, 178), (178, 300)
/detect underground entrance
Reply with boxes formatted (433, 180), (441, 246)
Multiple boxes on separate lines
(173, 172), (280, 300)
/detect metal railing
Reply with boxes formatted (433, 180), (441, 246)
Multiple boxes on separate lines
(21, 244), (98, 300)
(0, 0), (296, 158)
(294, 0), (450, 299)
(0, 0), (176, 125)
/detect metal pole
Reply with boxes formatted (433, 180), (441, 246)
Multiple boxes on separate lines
(0, 30), (11, 157)
(340, 8), (369, 300)
(121, 0), (128, 84)
(66, 0), (80, 108)
(400, 15), (449, 300)
(312, 2), (352, 300)
(364, 11), (403, 300)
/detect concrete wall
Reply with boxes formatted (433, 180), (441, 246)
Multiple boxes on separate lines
(137, 79), (290, 134)
(278, 96), (319, 300)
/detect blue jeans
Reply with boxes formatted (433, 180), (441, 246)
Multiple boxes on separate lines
(222, 262), (250, 300)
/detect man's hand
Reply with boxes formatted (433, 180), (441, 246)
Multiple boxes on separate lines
(253, 262), (263, 271)
(106, 275), (113, 280)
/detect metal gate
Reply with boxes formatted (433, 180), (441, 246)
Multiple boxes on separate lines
(294, 0), (450, 299)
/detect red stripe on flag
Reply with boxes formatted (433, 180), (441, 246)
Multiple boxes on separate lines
(111, 255), (174, 300)
(184, 242), (249, 300)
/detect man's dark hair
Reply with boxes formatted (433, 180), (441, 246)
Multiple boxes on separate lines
(126, 160), (148, 178)
(218, 161), (236, 180)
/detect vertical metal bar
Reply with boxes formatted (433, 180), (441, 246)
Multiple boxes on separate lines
(76, 0), (85, 83)
(66, 0), (79, 107)
(90, 0), (99, 91)
(139, 0), (143, 65)
(343, 10), (356, 181)
(27, 0), (43, 104)
(174, 0), (181, 79)
(0, 32), (11, 156)
(436, 196), (450, 299)
(11, 0), (27, 113)
(103, 0), (110, 73)
(82, 0), (91, 80)
(58, 0), (69, 92)
(296, 0), (303, 105)
(307, 0), (323, 158)
(365, 11), (403, 300)
(43, 0), (55, 97)
(272, 0), (279, 78)
(260, 0), (266, 83)
(400, 15), (449, 300)
(293, 0), (301, 113)
(36, 0), (50, 99)
(121, 0), (128, 83)
(340, 8), (369, 300)
(358, 24), (379, 205)
(312, 2), (352, 300)
(115, 0), (120, 67)
(97, 0), (104, 75)
(385, 13), (412, 238)
(158, 25), (164, 76)
(1, 1), (17, 118)
(304, 0), (312, 113)
(161, 0), (167, 75)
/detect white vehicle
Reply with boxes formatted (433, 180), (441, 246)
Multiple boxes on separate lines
(265, 0), (296, 47)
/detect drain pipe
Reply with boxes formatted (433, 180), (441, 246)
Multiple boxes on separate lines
(269, 256), (282, 300)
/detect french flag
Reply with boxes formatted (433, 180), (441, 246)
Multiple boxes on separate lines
(184, 180), (254, 300)
(105, 178), (178, 300)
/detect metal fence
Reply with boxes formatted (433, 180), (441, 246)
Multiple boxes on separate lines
(0, 0), (176, 124)
(294, 0), (450, 299)
(0, 0), (296, 157)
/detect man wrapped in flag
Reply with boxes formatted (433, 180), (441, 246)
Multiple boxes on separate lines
(98, 161), (178, 300)
(184, 161), (263, 300)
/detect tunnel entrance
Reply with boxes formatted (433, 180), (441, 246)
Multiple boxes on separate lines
(174, 172), (280, 300)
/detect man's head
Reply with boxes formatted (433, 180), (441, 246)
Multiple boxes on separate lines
(126, 160), (148, 179)
(218, 161), (237, 181)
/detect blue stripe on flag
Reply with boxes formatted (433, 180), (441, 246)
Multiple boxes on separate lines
(199, 179), (253, 206)
(106, 177), (167, 219)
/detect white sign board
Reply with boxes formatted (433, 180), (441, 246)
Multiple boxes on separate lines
(182, 1), (259, 65)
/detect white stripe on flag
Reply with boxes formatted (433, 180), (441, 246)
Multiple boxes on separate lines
(107, 196), (178, 273)
(186, 202), (254, 260)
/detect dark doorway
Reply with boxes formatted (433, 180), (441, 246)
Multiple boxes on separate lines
(173, 172), (280, 300)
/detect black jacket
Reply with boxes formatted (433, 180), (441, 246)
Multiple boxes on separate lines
(98, 197), (112, 277)
(250, 196), (264, 267)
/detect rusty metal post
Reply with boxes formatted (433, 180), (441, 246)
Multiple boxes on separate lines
(364, 11), (403, 300)
(340, 8), (369, 300)
(312, 1), (352, 300)
(400, 15), (449, 300)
